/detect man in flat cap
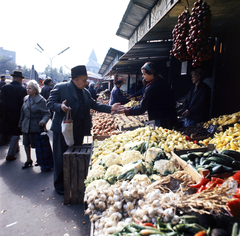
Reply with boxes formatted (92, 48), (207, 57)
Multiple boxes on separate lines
(47, 65), (124, 195)
(1, 71), (27, 161)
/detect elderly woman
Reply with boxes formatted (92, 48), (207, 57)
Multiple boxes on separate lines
(19, 80), (51, 169)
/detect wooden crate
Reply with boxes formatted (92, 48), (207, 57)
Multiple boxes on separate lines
(93, 135), (111, 141)
(63, 145), (92, 205)
(171, 144), (215, 183)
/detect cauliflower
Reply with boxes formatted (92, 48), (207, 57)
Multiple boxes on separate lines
(120, 150), (143, 165)
(149, 174), (162, 182)
(144, 147), (166, 164)
(85, 179), (110, 193)
(87, 165), (105, 181)
(132, 174), (151, 185)
(105, 164), (122, 178)
(101, 152), (121, 167)
(153, 159), (175, 176)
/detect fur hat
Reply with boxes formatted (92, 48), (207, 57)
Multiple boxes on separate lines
(70, 65), (87, 78)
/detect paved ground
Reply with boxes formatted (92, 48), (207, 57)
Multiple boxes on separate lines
(0, 122), (91, 236)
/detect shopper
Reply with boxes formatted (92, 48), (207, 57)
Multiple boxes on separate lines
(128, 79), (147, 99)
(46, 65), (124, 195)
(182, 68), (211, 127)
(119, 62), (177, 129)
(88, 82), (97, 100)
(40, 78), (53, 100)
(1, 71), (27, 162)
(19, 80), (51, 169)
(109, 80), (129, 105)
(0, 75), (6, 89)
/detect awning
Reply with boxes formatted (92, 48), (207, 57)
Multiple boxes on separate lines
(111, 0), (240, 74)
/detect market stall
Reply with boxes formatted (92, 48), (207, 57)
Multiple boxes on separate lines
(83, 120), (240, 236)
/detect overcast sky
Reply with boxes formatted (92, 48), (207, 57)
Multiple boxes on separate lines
(1, 0), (130, 73)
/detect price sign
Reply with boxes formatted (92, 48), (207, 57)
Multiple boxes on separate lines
(207, 124), (217, 134)
(144, 120), (155, 129)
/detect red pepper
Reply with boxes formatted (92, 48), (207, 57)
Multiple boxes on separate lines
(205, 181), (217, 189)
(196, 185), (207, 193)
(211, 177), (224, 184)
(233, 188), (240, 199)
(185, 136), (192, 141)
(227, 198), (240, 218)
(229, 171), (240, 186)
(189, 176), (210, 189)
(142, 223), (157, 228)
(193, 140), (198, 144)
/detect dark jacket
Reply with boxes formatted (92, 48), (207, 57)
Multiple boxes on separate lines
(19, 94), (51, 133)
(0, 81), (6, 90)
(47, 80), (111, 135)
(126, 78), (176, 121)
(88, 87), (97, 100)
(183, 82), (211, 123)
(1, 81), (27, 135)
(131, 86), (146, 97)
(40, 84), (52, 100)
(109, 85), (129, 105)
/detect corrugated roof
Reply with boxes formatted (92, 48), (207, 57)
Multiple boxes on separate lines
(116, 0), (159, 40)
(98, 48), (125, 75)
(111, 0), (240, 74)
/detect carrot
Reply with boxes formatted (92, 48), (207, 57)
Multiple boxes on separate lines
(194, 231), (206, 236)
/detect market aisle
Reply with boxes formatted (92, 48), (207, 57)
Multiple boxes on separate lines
(0, 121), (91, 236)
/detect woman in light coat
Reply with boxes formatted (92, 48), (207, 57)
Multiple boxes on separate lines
(19, 80), (51, 169)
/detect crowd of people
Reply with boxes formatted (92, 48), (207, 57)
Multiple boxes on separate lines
(0, 62), (211, 195)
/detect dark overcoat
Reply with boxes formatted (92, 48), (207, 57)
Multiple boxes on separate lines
(47, 80), (112, 135)
(1, 81), (27, 135)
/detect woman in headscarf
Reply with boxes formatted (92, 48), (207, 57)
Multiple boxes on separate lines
(120, 62), (177, 129)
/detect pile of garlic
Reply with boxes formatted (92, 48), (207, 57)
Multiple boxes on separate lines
(85, 177), (181, 236)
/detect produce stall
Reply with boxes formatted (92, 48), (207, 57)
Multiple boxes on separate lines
(83, 124), (240, 236)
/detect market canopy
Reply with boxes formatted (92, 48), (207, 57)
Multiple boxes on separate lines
(87, 71), (103, 80)
(111, 0), (240, 74)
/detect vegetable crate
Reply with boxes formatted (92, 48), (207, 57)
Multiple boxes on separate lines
(93, 135), (111, 141)
(63, 145), (92, 205)
(171, 144), (215, 183)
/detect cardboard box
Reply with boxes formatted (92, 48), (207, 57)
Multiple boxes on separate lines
(63, 145), (92, 204)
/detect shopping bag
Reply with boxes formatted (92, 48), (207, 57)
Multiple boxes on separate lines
(35, 126), (54, 171)
(61, 108), (74, 146)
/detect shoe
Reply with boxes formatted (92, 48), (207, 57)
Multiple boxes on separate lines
(56, 189), (64, 195)
(22, 160), (33, 169)
(6, 156), (17, 162)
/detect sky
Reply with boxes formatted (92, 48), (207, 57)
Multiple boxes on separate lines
(1, 0), (130, 74)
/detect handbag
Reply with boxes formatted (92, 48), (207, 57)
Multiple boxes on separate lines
(61, 108), (74, 146)
(35, 126), (54, 171)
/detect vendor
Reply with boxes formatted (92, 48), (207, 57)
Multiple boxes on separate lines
(109, 80), (129, 105)
(119, 62), (177, 129)
(128, 79), (147, 99)
(182, 68), (211, 127)
(88, 82), (97, 100)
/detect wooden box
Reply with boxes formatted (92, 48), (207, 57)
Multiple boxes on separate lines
(93, 135), (111, 141)
(171, 144), (215, 183)
(63, 145), (92, 205)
